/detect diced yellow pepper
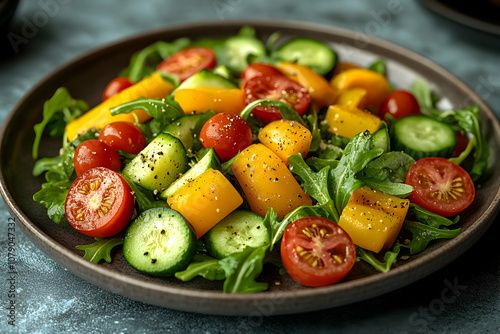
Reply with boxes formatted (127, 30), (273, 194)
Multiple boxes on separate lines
(257, 119), (312, 165)
(338, 186), (410, 253)
(276, 62), (338, 109)
(174, 87), (245, 114)
(336, 88), (367, 109)
(231, 144), (312, 218)
(65, 72), (174, 141)
(325, 104), (381, 139)
(167, 168), (243, 239)
(330, 68), (391, 113)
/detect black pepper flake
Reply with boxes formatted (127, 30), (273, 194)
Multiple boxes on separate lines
(151, 259), (157, 264)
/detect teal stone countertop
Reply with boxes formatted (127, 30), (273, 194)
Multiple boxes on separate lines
(0, 0), (499, 333)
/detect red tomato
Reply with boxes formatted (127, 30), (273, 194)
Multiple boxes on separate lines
(65, 167), (134, 237)
(74, 140), (121, 176)
(98, 122), (146, 155)
(156, 47), (216, 82)
(379, 90), (420, 122)
(102, 77), (133, 101)
(451, 131), (469, 158)
(280, 217), (356, 287)
(199, 113), (253, 162)
(405, 157), (475, 217)
(240, 63), (284, 81)
(243, 74), (311, 124)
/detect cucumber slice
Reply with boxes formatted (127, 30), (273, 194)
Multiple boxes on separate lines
(122, 133), (188, 191)
(206, 210), (270, 259)
(162, 111), (216, 153)
(175, 69), (237, 92)
(158, 148), (221, 200)
(219, 35), (266, 74)
(123, 208), (196, 276)
(275, 37), (337, 76)
(391, 114), (456, 160)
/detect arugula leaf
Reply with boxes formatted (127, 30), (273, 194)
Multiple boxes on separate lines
(239, 99), (307, 127)
(110, 97), (184, 140)
(219, 245), (269, 293)
(120, 38), (191, 83)
(32, 180), (71, 223)
(368, 59), (386, 76)
(75, 237), (124, 264)
(32, 87), (89, 159)
(329, 131), (383, 218)
(408, 203), (458, 228)
(356, 246), (399, 273)
(175, 254), (226, 281)
(357, 151), (415, 197)
(121, 174), (168, 212)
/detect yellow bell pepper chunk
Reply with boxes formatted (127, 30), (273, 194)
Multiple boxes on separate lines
(330, 68), (391, 113)
(65, 72), (174, 141)
(325, 104), (381, 139)
(276, 62), (338, 109)
(336, 88), (367, 109)
(231, 144), (312, 218)
(174, 87), (245, 114)
(167, 168), (243, 239)
(338, 186), (410, 253)
(257, 119), (312, 165)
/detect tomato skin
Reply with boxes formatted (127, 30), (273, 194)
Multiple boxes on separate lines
(451, 131), (469, 158)
(379, 90), (420, 122)
(240, 63), (284, 81)
(65, 167), (134, 237)
(243, 74), (311, 124)
(74, 140), (122, 176)
(156, 47), (216, 82)
(98, 122), (146, 155)
(102, 77), (133, 101)
(280, 217), (356, 287)
(405, 157), (475, 217)
(199, 113), (253, 162)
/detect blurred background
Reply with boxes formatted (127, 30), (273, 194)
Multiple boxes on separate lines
(0, 0), (499, 333)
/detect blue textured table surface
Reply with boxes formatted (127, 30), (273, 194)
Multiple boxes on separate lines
(1, 1), (499, 333)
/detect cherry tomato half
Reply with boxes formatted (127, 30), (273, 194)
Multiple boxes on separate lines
(405, 157), (475, 217)
(243, 74), (311, 124)
(240, 63), (284, 82)
(102, 77), (133, 101)
(156, 47), (216, 82)
(98, 122), (146, 155)
(280, 217), (356, 287)
(65, 167), (134, 237)
(74, 140), (121, 176)
(379, 90), (420, 122)
(199, 113), (253, 162)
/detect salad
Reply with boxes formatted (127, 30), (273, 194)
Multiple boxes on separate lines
(31, 26), (490, 293)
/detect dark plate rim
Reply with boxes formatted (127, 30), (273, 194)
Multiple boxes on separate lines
(1, 19), (500, 316)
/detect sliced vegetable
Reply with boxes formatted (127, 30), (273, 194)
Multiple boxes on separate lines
(156, 46), (216, 82)
(174, 87), (245, 115)
(276, 61), (338, 109)
(405, 157), (475, 217)
(65, 72), (175, 141)
(280, 217), (356, 287)
(336, 88), (367, 109)
(167, 168), (243, 238)
(391, 114), (456, 160)
(206, 210), (270, 259)
(65, 167), (135, 237)
(325, 104), (381, 139)
(338, 186), (410, 253)
(218, 35), (266, 74)
(123, 208), (196, 276)
(162, 111), (216, 153)
(231, 143), (312, 218)
(257, 119), (312, 165)
(274, 38), (337, 76)
(122, 133), (188, 191)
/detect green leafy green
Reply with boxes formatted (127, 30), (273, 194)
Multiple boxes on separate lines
(368, 59), (386, 76)
(32, 87), (89, 159)
(175, 254), (226, 281)
(408, 203), (458, 228)
(110, 97), (184, 140)
(122, 174), (168, 212)
(32, 180), (71, 223)
(219, 245), (269, 293)
(76, 237), (124, 264)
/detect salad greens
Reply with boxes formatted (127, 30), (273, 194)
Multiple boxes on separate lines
(31, 27), (491, 293)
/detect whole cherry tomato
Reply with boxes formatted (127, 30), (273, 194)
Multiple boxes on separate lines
(98, 122), (146, 155)
(74, 140), (121, 176)
(379, 90), (420, 122)
(102, 77), (133, 101)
